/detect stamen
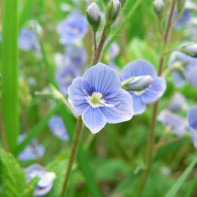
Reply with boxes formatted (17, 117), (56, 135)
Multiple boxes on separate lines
(114, 102), (120, 107)
(83, 90), (87, 96)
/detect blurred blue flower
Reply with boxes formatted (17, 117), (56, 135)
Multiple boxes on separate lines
(48, 115), (69, 141)
(109, 42), (120, 59)
(168, 92), (187, 112)
(68, 63), (133, 134)
(187, 106), (197, 148)
(120, 59), (166, 115)
(18, 134), (45, 160)
(157, 109), (187, 136)
(25, 164), (56, 196)
(175, 10), (193, 30)
(168, 51), (197, 87)
(56, 66), (79, 95)
(57, 13), (88, 45)
(18, 28), (39, 51)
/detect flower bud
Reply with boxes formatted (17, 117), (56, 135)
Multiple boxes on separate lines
(119, 0), (127, 8)
(181, 44), (197, 57)
(86, 3), (101, 32)
(106, 0), (121, 25)
(153, 0), (164, 18)
(121, 75), (153, 91)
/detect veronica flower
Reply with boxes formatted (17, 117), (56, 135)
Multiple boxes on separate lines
(18, 134), (45, 160)
(56, 66), (79, 95)
(48, 115), (69, 141)
(57, 13), (88, 45)
(68, 63), (133, 134)
(25, 164), (56, 196)
(168, 51), (197, 87)
(157, 109), (187, 136)
(168, 92), (187, 112)
(120, 59), (166, 115)
(109, 42), (120, 59)
(187, 106), (197, 148)
(18, 28), (39, 51)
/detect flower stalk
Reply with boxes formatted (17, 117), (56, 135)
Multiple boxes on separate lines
(135, 0), (177, 196)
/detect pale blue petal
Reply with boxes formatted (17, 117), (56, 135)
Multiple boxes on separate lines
(131, 94), (146, 115)
(68, 77), (89, 116)
(188, 106), (197, 130)
(120, 59), (157, 81)
(172, 70), (185, 87)
(189, 128), (197, 149)
(81, 63), (121, 98)
(142, 77), (166, 104)
(100, 89), (133, 123)
(186, 67), (197, 87)
(82, 106), (106, 134)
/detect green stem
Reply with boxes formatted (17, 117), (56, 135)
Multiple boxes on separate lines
(60, 117), (83, 197)
(2, 0), (19, 152)
(135, 0), (177, 196)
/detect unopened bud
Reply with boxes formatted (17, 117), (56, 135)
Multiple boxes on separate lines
(86, 3), (101, 32)
(121, 75), (153, 91)
(153, 0), (164, 18)
(106, 0), (121, 25)
(181, 44), (197, 57)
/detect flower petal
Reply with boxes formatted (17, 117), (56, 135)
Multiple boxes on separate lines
(120, 59), (157, 81)
(142, 77), (166, 104)
(186, 66), (197, 87)
(81, 63), (121, 98)
(172, 70), (185, 87)
(100, 89), (133, 123)
(131, 94), (146, 115)
(68, 77), (89, 116)
(188, 106), (197, 129)
(82, 106), (106, 134)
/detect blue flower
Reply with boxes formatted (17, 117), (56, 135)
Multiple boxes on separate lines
(168, 51), (197, 87)
(57, 13), (88, 45)
(109, 42), (120, 59)
(187, 106), (197, 148)
(56, 66), (79, 95)
(175, 10), (193, 30)
(18, 28), (39, 51)
(18, 134), (45, 160)
(25, 164), (56, 196)
(48, 116), (69, 141)
(157, 109), (187, 136)
(120, 59), (166, 115)
(168, 92), (187, 112)
(68, 63), (133, 134)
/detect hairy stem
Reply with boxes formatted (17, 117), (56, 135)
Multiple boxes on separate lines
(60, 117), (83, 197)
(135, 0), (177, 196)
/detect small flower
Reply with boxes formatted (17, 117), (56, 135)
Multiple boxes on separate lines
(157, 109), (187, 136)
(183, 44), (197, 57)
(168, 92), (187, 112)
(56, 66), (79, 95)
(86, 3), (101, 32)
(168, 51), (197, 87)
(18, 28), (39, 51)
(25, 164), (56, 196)
(57, 13), (88, 45)
(48, 116), (69, 141)
(187, 106), (197, 148)
(68, 63), (133, 134)
(18, 134), (45, 160)
(120, 59), (166, 115)
(109, 42), (120, 59)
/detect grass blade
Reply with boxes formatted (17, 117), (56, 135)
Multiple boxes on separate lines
(2, 0), (19, 152)
(14, 102), (63, 156)
(165, 156), (197, 197)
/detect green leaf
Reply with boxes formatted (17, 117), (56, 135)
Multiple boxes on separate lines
(2, 0), (19, 152)
(21, 176), (40, 197)
(184, 170), (197, 197)
(0, 149), (26, 196)
(165, 156), (197, 197)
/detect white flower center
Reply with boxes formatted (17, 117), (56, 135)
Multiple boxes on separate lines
(87, 92), (105, 108)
